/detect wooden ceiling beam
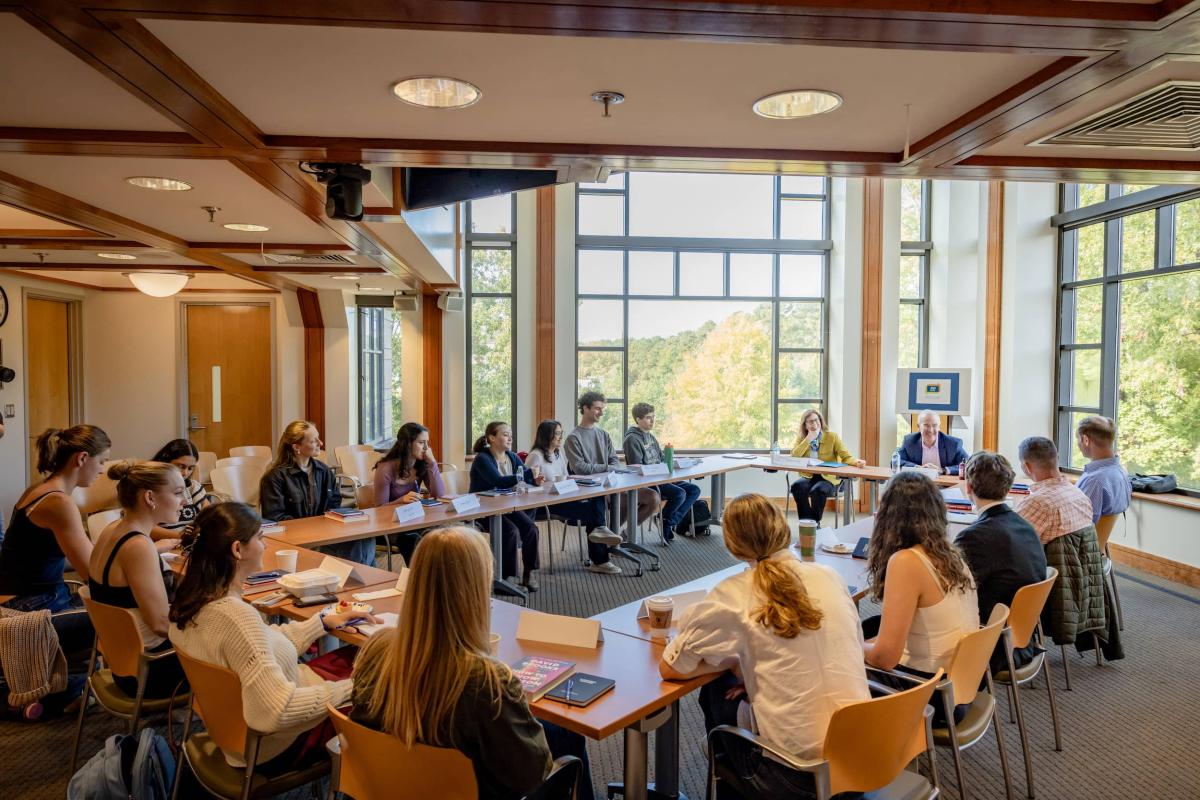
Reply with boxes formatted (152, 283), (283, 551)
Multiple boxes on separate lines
(0, 237), (143, 249)
(187, 242), (356, 253)
(0, 262), (218, 271)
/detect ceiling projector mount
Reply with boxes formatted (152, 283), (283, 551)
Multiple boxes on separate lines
(300, 162), (373, 221)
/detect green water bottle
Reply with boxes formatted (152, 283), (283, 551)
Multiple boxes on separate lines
(663, 444), (675, 473)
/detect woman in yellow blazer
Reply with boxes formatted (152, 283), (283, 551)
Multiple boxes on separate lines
(789, 409), (866, 525)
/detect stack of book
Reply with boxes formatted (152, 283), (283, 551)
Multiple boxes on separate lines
(945, 498), (974, 514)
(325, 507), (368, 523)
(1010, 483), (1031, 496)
(510, 656), (575, 701)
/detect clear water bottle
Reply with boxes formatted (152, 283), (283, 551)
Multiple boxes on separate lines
(890, 450), (901, 474)
(810, 439), (820, 460)
(515, 465), (528, 494)
(770, 441), (781, 462)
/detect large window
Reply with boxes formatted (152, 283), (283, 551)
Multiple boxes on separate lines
(898, 179), (931, 445)
(465, 194), (517, 447)
(575, 173), (831, 449)
(1055, 184), (1200, 491)
(356, 301), (401, 446)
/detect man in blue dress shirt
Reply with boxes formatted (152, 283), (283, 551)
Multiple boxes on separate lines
(1076, 415), (1132, 523)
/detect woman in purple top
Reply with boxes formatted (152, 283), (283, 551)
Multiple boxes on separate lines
(373, 422), (446, 564)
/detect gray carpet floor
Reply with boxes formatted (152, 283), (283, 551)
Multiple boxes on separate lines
(4, 517), (1199, 799)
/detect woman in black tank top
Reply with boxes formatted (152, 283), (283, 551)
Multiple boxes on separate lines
(87, 460), (188, 698)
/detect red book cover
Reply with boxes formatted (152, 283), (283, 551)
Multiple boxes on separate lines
(509, 656), (575, 701)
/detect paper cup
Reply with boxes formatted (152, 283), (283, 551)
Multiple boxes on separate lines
(797, 520), (818, 560)
(275, 549), (298, 574)
(646, 596), (675, 638)
(488, 632), (502, 655)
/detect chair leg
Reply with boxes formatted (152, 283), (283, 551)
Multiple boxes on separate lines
(1007, 683), (1017, 724)
(1042, 657), (1064, 752)
(1110, 564), (1124, 631)
(941, 692), (969, 800)
(1093, 633), (1104, 666)
(171, 698), (195, 800)
(988, 674), (1015, 800)
(1006, 648), (1036, 799)
(69, 641), (100, 775)
(1059, 645), (1073, 691)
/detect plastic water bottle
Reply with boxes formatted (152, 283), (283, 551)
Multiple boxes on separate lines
(770, 441), (781, 462)
(515, 465), (528, 494)
(810, 439), (820, 461)
(890, 451), (901, 474)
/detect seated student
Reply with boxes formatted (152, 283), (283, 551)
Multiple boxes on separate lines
(469, 422), (542, 591)
(352, 525), (594, 800)
(373, 422), (446, 565)
(151, 438), (215, 528)
(788, 409), (865, 525)
(955, 452), (1048, 674)
(862, 472), (979, 723)
(1015, 436), (1094, 544)
(1075, 415), (1133, 524)
(87, 460), (187, 698)
(898, 410), (971, 476)
(0, 426), (109, 669)
(563, 391), (658, 530)
(525, 419), (621, 575)
(260, 420), (375, 566)
(169, 502), (376, 772)
(622, 403), (700, 541)
(659, 494), (868, 796)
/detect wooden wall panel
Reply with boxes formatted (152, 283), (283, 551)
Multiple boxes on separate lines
(422, 293), (444, 456)
(296, 288), (325, 436)
(860, 178), (884, 473)
(535, 186), (556, 425)
(983, 181), (1005, 452)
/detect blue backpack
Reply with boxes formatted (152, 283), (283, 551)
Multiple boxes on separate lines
(68, 727), (176, 800)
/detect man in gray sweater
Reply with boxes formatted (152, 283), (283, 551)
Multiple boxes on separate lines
(623, 402), (700, 540)
(565, 391), (659, 531)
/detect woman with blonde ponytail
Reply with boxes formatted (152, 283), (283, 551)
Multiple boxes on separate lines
(659, 494), (867, 797)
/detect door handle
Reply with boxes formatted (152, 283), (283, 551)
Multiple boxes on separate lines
(189, 414), (207, 432)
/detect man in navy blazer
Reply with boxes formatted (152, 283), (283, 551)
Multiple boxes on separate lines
(898, 410), (971, 475)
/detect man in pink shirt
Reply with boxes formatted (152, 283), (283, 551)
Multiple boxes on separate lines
(1015, 436), (1094, 544)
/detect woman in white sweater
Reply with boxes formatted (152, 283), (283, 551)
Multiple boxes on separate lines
(168, 502), (376, 771)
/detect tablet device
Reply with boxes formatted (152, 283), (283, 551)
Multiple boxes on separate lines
(852, 537), (870, 559)
(544, 673), (615, 707)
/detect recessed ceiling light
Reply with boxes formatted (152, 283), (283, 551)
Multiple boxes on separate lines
(359, 286), (383, 292)
(97, 252), (137, 260)
(223, 223), (270, 232)
(752, 90), (843, 119)
(330, 275), (360, 280)
(391, 76), (481, 109)
(125, 176), (192, 191)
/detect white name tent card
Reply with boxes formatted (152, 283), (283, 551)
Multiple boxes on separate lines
(394, 502), (426, 524)
(635, 589), (709, 622)
(318, 556), (361, 591)
(451, 493), (481, 513)
(516, 610), (603, 649)
(352, 567), (410, 601)
(638, 463), (670, 476)
(550, 479), (580, 495)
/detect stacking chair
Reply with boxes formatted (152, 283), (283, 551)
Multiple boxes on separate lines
(993, 568), (1063, 800)
(437, 462), (458, 473)
(70, 591), (186, 774)
(442, 468), (472, 497)
(337, 448), (383, 494)
(86, 508), (123, 543)
(172, 648), (329, 800)
(196, 451), (218, 486)
(326, 704), (581, 800)
(211, 465), (263, 508)
(229, 445), (271, 460)
(1094, 514), (1124, 630)
(215, 456), (270, 475)
(779, 472), (850, 529)
(709, 670), (942, 800)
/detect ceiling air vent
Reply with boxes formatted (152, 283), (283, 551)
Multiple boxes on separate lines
(263, 253), (356, 266)
(1036, 81), (1200, 150)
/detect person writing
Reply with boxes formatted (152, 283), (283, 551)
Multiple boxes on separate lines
(623, 403), (700, 542)
(1075, 415), (1132, 524)
(87, 460), (188, 698)
(563, 391), (657, 532)
(151, 439), (215, 528)
(169, 503), (377, 773)
(788, 409), (865, 526)
(659, 494), (868, 796)
(373, 422), (446, 565)
(352, 526), (594, 800)
(862, 472), (979, 723)
(525, 419), (621, 575)
(469, 422), (541, 591)
(897, 410), (971, 476)
(260, 420), (375, 566)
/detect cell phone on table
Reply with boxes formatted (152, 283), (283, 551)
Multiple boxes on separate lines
(292, 593), (338, 608)
(246, 570), (284, 585)
(251, 590), (289, 608)
(852, 537), (870, 560)
(419, 497), (443, 507)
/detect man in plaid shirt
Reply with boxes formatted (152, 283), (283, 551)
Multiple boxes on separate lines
(1015, 436), (1094, 544)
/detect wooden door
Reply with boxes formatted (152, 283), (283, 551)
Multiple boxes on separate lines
(27, 297), (73, 477)
(185, 304), (272, 458)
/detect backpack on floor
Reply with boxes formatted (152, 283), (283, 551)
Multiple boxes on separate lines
(677, 499), (713, 537)
(68, 727), (176, 800)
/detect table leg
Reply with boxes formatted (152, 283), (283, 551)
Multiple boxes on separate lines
(710, 473), (726, 522)
(617, 487), (660, 571)
(870, 480), (879, 514)
(653, 700), (683, 799)
(488, 514), (527, 600)
(605, 704), (687, 800)
(843, 480), (854, 526)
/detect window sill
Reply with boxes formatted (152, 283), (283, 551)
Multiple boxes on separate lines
(1132, 491), (1200, 512)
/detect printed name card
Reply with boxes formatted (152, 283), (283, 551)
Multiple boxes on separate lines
(635, 589), (709, 621)
(318, 556), (361, 591)
(638, 463), (670, 476)
(451, 493), (481, 513)
(394, 501), (426, 524)
(351, 567), (410, 602)
(516, 610), (603, 649)
(550, 479), (580, 495)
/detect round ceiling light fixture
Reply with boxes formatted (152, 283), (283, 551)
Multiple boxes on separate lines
(125, 176), (193, 191)
(752, 89), (843, 119)
(223, 223), (270, 232)
(126, 271), (191, 297)
(391, 76), (481, 109)
(97, 252), (138, 260)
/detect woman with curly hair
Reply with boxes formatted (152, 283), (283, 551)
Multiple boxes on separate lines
(862, 472), (979, 721)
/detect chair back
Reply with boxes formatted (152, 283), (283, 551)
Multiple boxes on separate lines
(1095, 514), (1118, 551)
(355, 484), (377, 510)
(215, 456), (269, 474)
(1007, 567), (1059, 649)
(339, 448), (382, 486)
(945, 605), (1009, 706)
(211, 465), (262, 507)
(442, 469), (472, 497)
(196, 451), (218, 485)
(229, 445), (271, 460)
(335, 444), (375, 470)
(437, 462), (458, 473)
(86, 508), (123, 543)
(81, 592), (147, 678)
(175, 647), (250, 757)
(72, 469), (123, 516)
(327, 705), (477, 800)
(823, 669), (942, 795)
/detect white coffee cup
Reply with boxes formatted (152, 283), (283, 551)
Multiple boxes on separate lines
(488, 632), (502, 655)
(646, 595), (675, 639)
(275, 549), (298, 574)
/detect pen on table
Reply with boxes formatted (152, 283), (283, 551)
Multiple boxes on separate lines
(565, 678), (574, 703)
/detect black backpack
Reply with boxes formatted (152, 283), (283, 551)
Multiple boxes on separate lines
(1130, 473), (1177, 494)
(676, 499), (713, 537)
